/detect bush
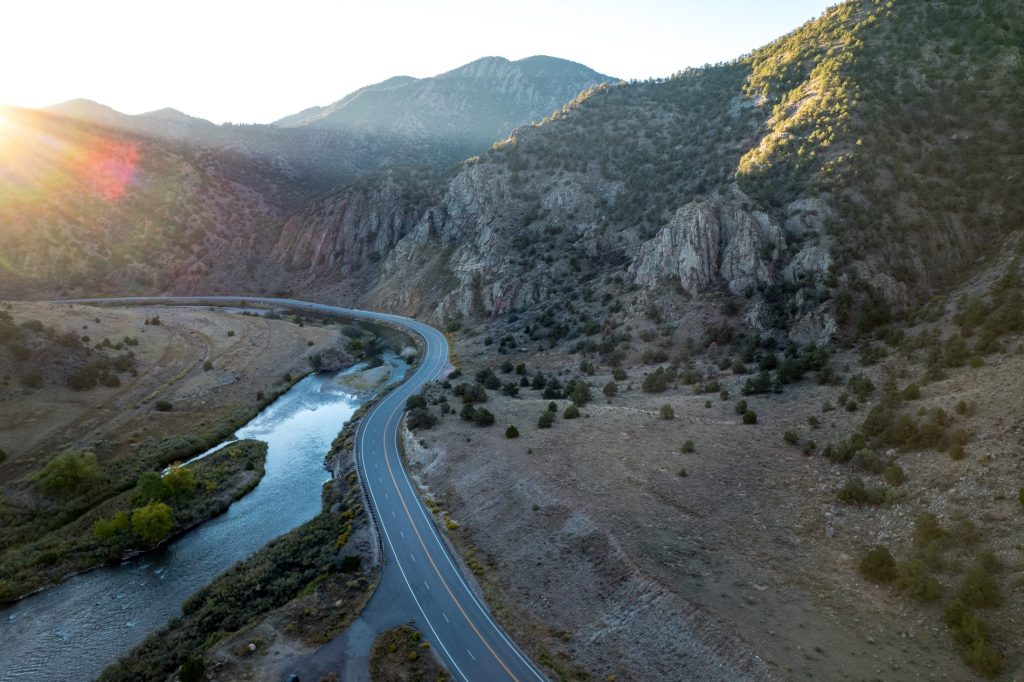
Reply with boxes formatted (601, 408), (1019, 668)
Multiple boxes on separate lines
(659, 404), (675, 420)
(407, 408), (438, 430)
(547, 401), (558, 413)
(103, 374), (121, 387)
(340, 555), (362, 572)
(944, 600), (1003, 676)
(847, 374), (875, 401)
(538, 412), (555, 429)
(958, 556), (1002, 609)
(901, 383), (921, 400)
(472, 408), (495, 427)
(406, 395), (427, 410)
(505, 425), (519, 439)
(742, 410), (757, 424)
(680, 440), (695, 453)
(734, 399), (747, 414)
(603, 381), (618, 397)
(883, 464), (906, 486)
(202, 360), (213, 372)
(0, 447), (6, 464)
(459, 404), (477, 421)
(20, 371), (43, 389)
(837, 476), (885, 506)
(612, 367), (627, 381)
(178, 658), (205, 682)
(563, 405), (581, 419)
(859, 546), (897, 584)
(37, 450), (101, 496)
(1019, 487), (1024, 507)
(678, 467), (688, 477)
(155, 400), (173, 412)
(741, 371), (774, 395)
(641, 368), (669, 393)
(783, 430), (798, 445)
(894, 559), (942, 602)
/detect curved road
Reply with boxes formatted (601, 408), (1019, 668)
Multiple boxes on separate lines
(59, 296), (546, 682)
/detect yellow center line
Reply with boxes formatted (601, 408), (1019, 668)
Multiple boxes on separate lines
(380, 405), (520, 681)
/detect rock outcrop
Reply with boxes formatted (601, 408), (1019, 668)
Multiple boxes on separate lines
(630, 189), (785, 296)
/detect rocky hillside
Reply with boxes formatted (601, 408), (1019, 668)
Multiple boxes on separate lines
(275, 56), (615, 158)
(274, 0), (1021, 347)
(0, 106), (291, 297)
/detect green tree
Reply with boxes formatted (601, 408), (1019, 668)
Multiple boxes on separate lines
(564, 405), (581, 419)
(505, 425), (519, 439)
(37, 450), (101, 496)
(164, 465), (196, 500)
(538, 412), (555, 429)
(92, 511), (131, 544)
(135, 471), (168, 503)
(132, 501), (173, 544)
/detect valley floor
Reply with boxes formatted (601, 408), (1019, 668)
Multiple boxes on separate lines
(399, 333), (1023, 681)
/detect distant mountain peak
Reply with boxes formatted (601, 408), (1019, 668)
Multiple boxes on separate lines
(272, 54), (615, 153)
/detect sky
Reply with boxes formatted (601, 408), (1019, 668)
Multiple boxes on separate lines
(2, 0), (836, 124)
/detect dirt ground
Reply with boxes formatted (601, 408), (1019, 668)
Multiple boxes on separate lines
(0, 302), (339, 483)
(401, 337), (1024, 680)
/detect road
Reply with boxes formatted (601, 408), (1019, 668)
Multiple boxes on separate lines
(59, 296), (546, 682)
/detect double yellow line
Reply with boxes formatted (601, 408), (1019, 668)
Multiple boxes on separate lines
(379, 402), (520, 681)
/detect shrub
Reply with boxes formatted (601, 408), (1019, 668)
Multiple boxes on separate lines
(340, 555), (362, 572)
(851, 448), (885, 475)
(783, 430), (798, 445)
(37, 450), (101, 496)
(901, 383), (921, 400)
(958, 556), (1002, 609)
(459, 404), (477, 421)
(734, 399), (747, 414)
(741, 371), (774, 395)
(563, 405), (581, 419)
(20, 371), (43, 389)
(92, 511), (131, 544)
(678, 467), (688, 477)
(103, 374), (121, 387)
(943, 600), (1003, 676)
(847, 374), (875, 401)
(603, 381), (618, 397)
(659, 404), (675, 420)
(641, 368), (669, 393)
(407, 408), (438, 430)
(883, 464), (906, 486)
(894, 559), (942, 602)
(155, 400), (173, 412)
(178, 658), (205, 682)
(0, 447), (6, 464)
(505, 425), (519, 439)
(538, 412), (555, 429)
(680, 440), (695, 453)
(742, 410), (757, 424)
(202, 360), (213, 372)
(547, 401), (558, 413)
(859, 546), (897, 584)
(837, 477), (885, 506)
(612, 367), (627, 381)
(406, 395), (427, 410)
(1019, 487), (1024, 507)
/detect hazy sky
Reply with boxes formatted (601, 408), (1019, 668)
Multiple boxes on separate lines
(3, 0), (835, 124)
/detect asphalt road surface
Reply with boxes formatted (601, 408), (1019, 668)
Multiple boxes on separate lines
(59, 296), (546, 682)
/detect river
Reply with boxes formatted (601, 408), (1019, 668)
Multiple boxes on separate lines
(0, 358), (405, 682)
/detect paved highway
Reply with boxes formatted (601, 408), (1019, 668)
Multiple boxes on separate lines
(59, 296), (546, 682)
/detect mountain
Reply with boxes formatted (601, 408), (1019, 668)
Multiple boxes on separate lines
(0, 105), (292, 297)
(273, 56), (616, 157)
(269, 0), (1024, 345)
